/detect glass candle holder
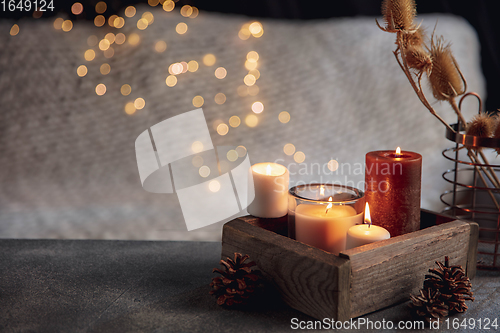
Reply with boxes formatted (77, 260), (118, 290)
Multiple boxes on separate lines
(288, 184), (365, 255)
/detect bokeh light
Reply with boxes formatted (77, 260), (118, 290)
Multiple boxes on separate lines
(247, 51), (259, 62)
(121, 84), (132, 96)
(227, 150), (238, 162)
(245, 114), (258, 127)
(53, 18), (63, 30)
(105, 33), (115, 44)
(192, 96), (204, 107)
(155, 41), (167, 53)
(244, 74), (256, 86)
(10, 24), (19, 36)
(95, 83), (106, 96)
(229, 115), (240, 127)
(163, 0), (175, 12)
(294, 151), (306, 163)
(283, 143), (295, 155)
(190, 7), (199, 18)
(77, 65), (87, 77)
(209, 180), (221, 192)
(217, 123), (229, 136)
(214, 67), (227, 79)
(94, 15), (105, 27)
(71, 2), (83, 15)
(99, 39), (110, 51)
(328, 160), (339, 172)
(137, 18), (148, 30)
(100, 63), (111, 75)
(108, 15), (118, 27)
(125, 6), (136, 17)
(180, 5), (193, 17)
(203, 54), (216, 66)
(165, 75), (177, 87)
(236, 146), (247, 157)
(169, 63), (183, 75)
(249, 22), (262, 34)
(176, 22), (188, 34)
(114, 17), (125, 29)
(279, 111), (291, 123)
(84, 49), (95, 61)
(128, 33), (140, 46)
(248, 69), (260, 80)
(115, 33), (126, 44)
(125, 102), (136, 115)
(95, 1), (107, 14)
(134, 98), (146, 110)
(244, 60), (258, 71)
(214, 93), (226, 105)
(188, 60), (199, 72)
(251, 101), (264, 114)
(62, 20), (73, 32)
(142, 12), (154, 24)
(199, 165), (210, 178)
(192, 155), (204, 167)
(191, 141), (204, 153)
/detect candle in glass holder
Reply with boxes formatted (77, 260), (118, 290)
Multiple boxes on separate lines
(288, 184), (364, 255)
(346, 203), (391, 250)
(247, 162), (289, 218)
(365, 147), (422, 236)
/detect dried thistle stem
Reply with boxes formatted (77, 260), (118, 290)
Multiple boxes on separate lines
(393, 48), (456, 134)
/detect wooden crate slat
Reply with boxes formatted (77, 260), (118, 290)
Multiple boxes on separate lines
(222, 218), (351, 320)
(339, 221), (471, 317)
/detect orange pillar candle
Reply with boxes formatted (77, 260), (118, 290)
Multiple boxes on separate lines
(365, 147), (422, 237)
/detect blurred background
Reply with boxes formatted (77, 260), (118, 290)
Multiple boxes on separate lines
(0, 0), (495, 240)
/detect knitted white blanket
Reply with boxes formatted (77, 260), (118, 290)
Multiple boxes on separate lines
(0, 7), (487, 240)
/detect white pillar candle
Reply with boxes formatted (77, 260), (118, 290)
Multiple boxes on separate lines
(247, 162), (289, 218)
(346, 203), (390, 250)
(295, 201), (363, 255)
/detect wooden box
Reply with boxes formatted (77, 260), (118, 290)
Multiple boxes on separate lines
(221, 209), (478, 320)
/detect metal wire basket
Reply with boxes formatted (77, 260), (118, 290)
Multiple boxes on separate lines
(441, 123), (500, 270)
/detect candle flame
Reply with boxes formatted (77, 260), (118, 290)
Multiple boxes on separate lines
(395, 147), (401, 156)
(325, 196), (333, 214)
(364, 202), (371, 227)
(320, 185), (325, 196)
(266, 164), (271, 176)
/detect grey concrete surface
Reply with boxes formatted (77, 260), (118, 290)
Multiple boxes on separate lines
(0, 239), (498, 332)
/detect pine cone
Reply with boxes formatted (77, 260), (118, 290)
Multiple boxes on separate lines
(409, 288), (449, 322)
(423, 256), (474, 313)
(210, 253), (262, 306)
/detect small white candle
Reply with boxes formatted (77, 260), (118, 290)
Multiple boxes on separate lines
(346, 203), (390, 250)
(247, 162), (289, 218)
(295, 198), (363, 255)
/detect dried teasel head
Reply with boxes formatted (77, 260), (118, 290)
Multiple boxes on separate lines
(379, 0), (417, 33)
(428, 36), (465, 101)
(405, 44), (432, 75)
(466, 112), (496, 151)
(401, 26), (426, 48)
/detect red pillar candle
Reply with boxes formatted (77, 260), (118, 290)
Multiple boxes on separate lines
(365, 148), (422, 237)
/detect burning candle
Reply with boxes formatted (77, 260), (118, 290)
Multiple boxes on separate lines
(346, 203), (390, 250)
(247, 162), (289, 218)
(289, 184), (365, 255)
(365, 147), (422, 236)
